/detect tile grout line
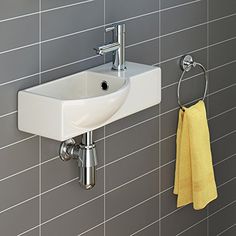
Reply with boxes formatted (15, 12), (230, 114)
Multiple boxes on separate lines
(208, 106), (236, 121)
(217, 176), (236, 189)
(40, 0), (94, 14)
(158, 0), (162, 235)
(78, 222), (105, 236)
(214, 153), (236, 167)
(217, 223), (236, 236)
(0, 0), (94, 24)
(211, 129), (236, 144)
(176, 218), (207, 236)
(38, 0), (42, 235)
(0, 110), (17, 118)
(0, 135), (37, 151)
(105, 167), (160, 195)
(103, 127), (106, 236)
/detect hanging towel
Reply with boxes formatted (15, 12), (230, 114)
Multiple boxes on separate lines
(174, 100), (217, 210)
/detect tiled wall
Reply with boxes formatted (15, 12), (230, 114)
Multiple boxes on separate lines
(0, 0), (235, 235)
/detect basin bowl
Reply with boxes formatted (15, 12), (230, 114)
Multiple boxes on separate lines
(18, 70), (129, 140)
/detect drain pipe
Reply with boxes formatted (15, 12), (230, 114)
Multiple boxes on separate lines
(59, 131), (98, 190)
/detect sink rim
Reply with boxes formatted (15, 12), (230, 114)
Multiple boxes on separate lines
(21, 71), (130, 102)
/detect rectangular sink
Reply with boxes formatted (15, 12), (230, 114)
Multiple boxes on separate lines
(18, 62), (161, 141)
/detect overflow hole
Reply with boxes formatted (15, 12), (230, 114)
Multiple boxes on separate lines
(101, 81), (109, 91)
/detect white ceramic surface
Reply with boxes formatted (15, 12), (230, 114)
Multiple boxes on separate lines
(18, 62), (161, 141)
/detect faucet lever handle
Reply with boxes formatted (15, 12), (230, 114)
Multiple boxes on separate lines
(105, 26), (116, 33)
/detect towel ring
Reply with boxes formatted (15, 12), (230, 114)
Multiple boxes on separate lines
(177, 55), (208, 111)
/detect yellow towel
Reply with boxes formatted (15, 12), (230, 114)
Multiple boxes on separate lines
(174, 100), (217, 210)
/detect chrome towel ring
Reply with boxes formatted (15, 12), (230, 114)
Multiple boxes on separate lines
(177, 55), (208, 111)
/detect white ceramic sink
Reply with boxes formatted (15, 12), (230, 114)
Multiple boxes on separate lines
(18, 62), (161, 141)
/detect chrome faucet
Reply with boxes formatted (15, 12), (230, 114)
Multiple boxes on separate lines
(95, 23), (126, 71)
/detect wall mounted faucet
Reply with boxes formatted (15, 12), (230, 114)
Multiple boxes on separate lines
(94, 23), (126, 71)
(59, 131), (98, 190)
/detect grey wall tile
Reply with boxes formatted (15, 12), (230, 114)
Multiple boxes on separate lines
(106, 13), (159, 47)
(209, 61), (236, 93)
(160, 135), (176, 165)
(209, 14), (236, 45)
(106, 144), (159, 191)
(41, 28), (104, 71)
(81, 225), (104, 236)
(211, 132), (236, 165)
(217, 225), (236, 236)
(134, 222), (159, 236)
(23, 228), (40, 236)
(0, 198), (39, 236)
(214, 155), (236, 187)
(106, 196), (159, 236)
(0, 114), (32, 148)
(209, 0), (236, 20)
(161, 161), (175, 191)
(106, 117), (159, 164)
(160, 187), (177, 217)
(161, 0), (206, 35)
(0, 45), (39, 84)
(105, 0), (158, 23)
(106, 170), (159, 219)
(0, 136), (39, 180)
(126, 39), (159, 65)
(209, 202), (236, 236)
(181, 220), (207, 236)
(209, 109), (236, 141)
(41, 137), (61, 162)
(0, 0), (38, 21)
(161, 204), (206, 236)
(209, 85), (236, 118)
(161, 25), (207, 61)
(42, 169), (103, 222)
(106, 105), (158, 136)
(0, 75), (39, 116)
(161, 109), (178, 139)
(0, 167), (39, 212)
(209, 38), (236, 69)
(0, 15), (39, 53)
(41, 56), (103, 83)
(41, 197), (104, 236)
(210, 179), (236, 214)
(41, 0), (103, 40)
